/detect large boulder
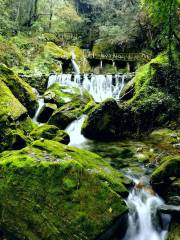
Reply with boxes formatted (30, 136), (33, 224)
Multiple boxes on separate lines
(0, 140), (130, 240)
(82, 55), (180, 140)
(0, 79), (29, 152)
(30, 124), (70, 145)
(82, 99), (123, 140)
(0, 64), (38, 117)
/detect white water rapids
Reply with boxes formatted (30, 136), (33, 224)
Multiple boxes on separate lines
(47, 73), (125, 102)
(123, 177), (170, 240)
(65, 117), (171, 240)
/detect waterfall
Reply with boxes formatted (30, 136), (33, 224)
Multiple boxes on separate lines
(66, 115), (88, 147)
(47, 74), (58, 88)
(71, 52), (80, 74)
(123, 178), (171, 240)
(33, 97), (45, 124)
(47, 74), (126, 102)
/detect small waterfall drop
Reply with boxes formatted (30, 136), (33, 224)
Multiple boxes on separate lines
(47, 74), (58, 88)
(33, 97), (45, 124)
(66, 115), (88, 147)
(123, 177), (171, 240)
(71, 52), (80, 74)
(47, 74), (126, 102)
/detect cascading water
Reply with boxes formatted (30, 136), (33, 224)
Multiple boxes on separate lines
(47, 74), (58, 89)
(123, 177), (171, 240)
(33, 97), (45, 124)
(71, 52), (80, 74)
(47, 74), (126, 102)
(66, 115), (88, 147)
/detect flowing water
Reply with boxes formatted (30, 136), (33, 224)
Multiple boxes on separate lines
(33, 59), (171, 239)
(71, 52), (80, 74)
(47, 73), (126, 102)
(65, 117), (171, 240)
(66, 115), (88, 147)
(123, 176), (170, 240)
(32, 88), (45, 124)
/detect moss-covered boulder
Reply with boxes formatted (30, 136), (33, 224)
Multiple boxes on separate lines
(0, 140), (129, 240)
(0, 79), (28, 151)
(151, 155), (180, 202)
(82, 99), (121, 140)
(47, 83), (95, 129)
(82, 55), (180, 140)
(30, 124), (70, 145)
(0, 64), (38, 117)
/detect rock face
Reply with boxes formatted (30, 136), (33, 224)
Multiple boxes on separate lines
(0, 64), (38, 117)
(82, 99), (123, 140)
(47, 83), (95, 129)
(0, 79), (28, 152)
(30, 124), (70, 145)
(0, 140), (129, 240)
(151, 155), (180, 201)
(20, 74), (48, 95)
(37, 103), (57, 123)
(82, 55), (180, 140)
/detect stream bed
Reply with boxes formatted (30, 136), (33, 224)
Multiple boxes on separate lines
(66, 116), (172, 240)
(32, 70), (177, 240)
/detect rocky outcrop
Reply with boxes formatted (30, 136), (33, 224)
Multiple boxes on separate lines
(0, 64), (38, 117)
(0, 79), (28, 152)
(82, 55), (180, 140)
(0, 140), (130, 240)
(30, 124), (70, 145)
(37, 103), (57, 123)
(47, 83), (95, 129)
(151, 155), (180, 201)
(19, 74), (48, 95)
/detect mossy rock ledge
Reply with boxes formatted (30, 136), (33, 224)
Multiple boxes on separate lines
(151, 155), (180, 240)
(151, 155), (180, 203)
(47, 83), (95, 129)
(30, 124), (70, 145)
(82, 55), (180, 140)
(0, 64), (38, 117)
(0, 140), (130, 240)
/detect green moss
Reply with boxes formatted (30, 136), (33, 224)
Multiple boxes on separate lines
(30, 124), (70, 144)
(0, 80), (27, 122)
(47, 84), (94, 129)
(44, 42), (70, 59)
(0, 64), (38, 117)
(0, 36), (23, 67)
(151, 155), (180, 183)
(128, 53), (168, 103)
(0, 140), (128, 239)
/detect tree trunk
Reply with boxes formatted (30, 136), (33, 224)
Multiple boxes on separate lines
(168, 0), (175, 66)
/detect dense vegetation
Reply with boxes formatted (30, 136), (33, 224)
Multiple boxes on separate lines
(0, 0), (179, 240)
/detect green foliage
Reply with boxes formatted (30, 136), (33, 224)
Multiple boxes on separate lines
(141, 0), (179, 63)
